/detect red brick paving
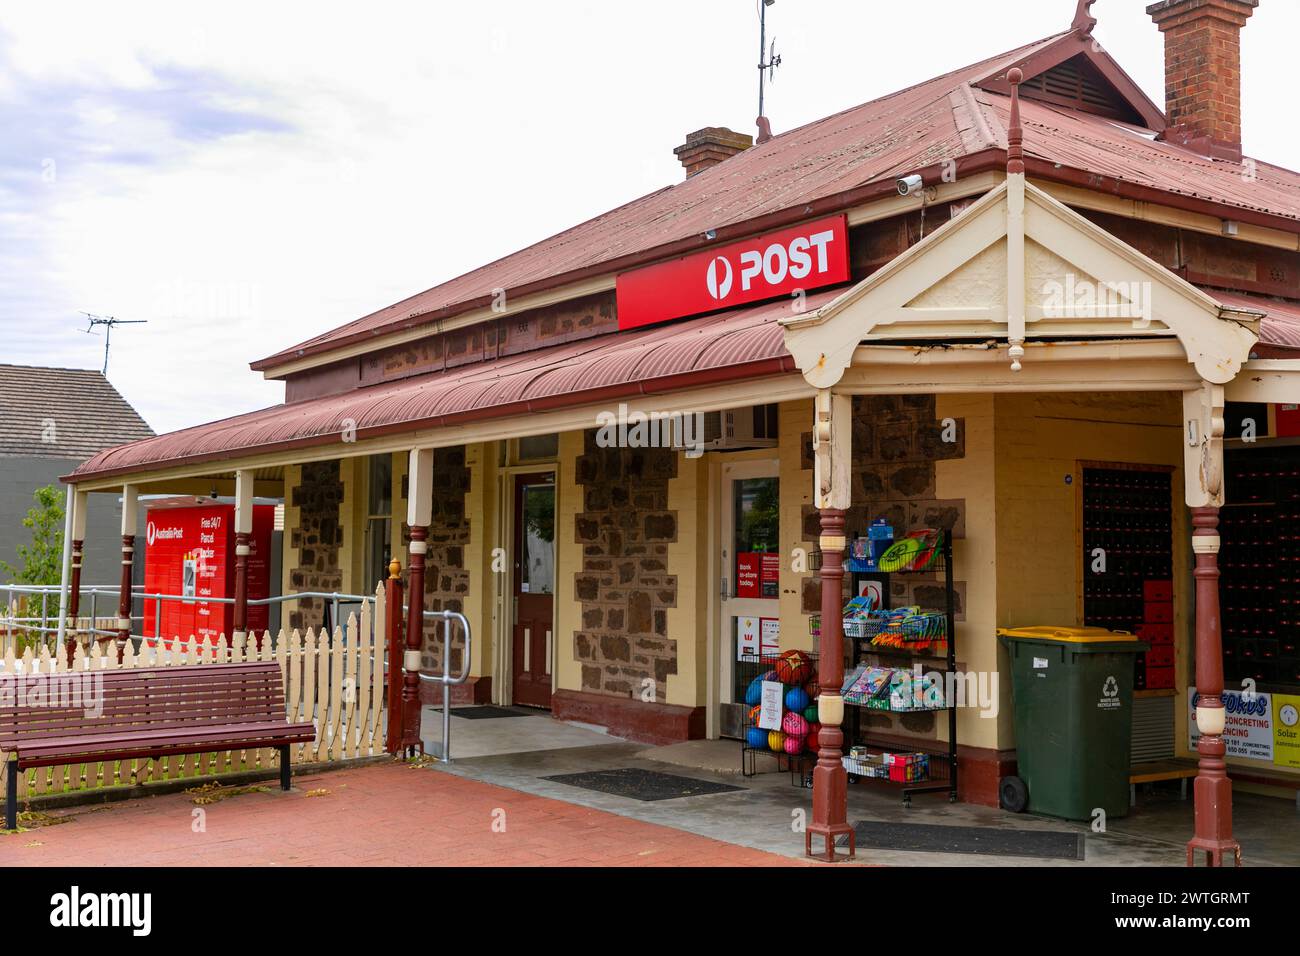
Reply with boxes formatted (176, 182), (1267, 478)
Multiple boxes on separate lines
(0, 762), (808, 867)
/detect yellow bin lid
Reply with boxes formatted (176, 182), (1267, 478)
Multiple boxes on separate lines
(997, 625), (1137, 643)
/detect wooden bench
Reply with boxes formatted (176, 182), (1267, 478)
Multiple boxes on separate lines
(1129, 759), (1199, 806)
(1, 661), (316, 829)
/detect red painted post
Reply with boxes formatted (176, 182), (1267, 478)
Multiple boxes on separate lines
(66, 537), (83, 666)
(233, 530), (251, 647)
(807, 508), (854, 861)
(386, 557), (405, 754)
(116, 533), (134, 663)
(1187, 505), (1241, 866)
(402, 526), (427, 754)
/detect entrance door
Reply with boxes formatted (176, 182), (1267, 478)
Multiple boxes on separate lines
(512, 473), (555, 708)
(718, 461), (781, 737)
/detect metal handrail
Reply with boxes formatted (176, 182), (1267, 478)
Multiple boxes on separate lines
(417, 610), (472, 764)
(0, 584), (447, 653)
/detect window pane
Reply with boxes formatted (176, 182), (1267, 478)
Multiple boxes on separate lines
(733, 477), (779, 599)
(517, 434), (559, 461)
(368, 454), (392, 516)
(521, 485), (555, 595)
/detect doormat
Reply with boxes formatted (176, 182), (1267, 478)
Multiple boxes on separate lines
(542, 768), (745, 801)
(850, 820), (1085, 860)
(447, 706), (536, 720)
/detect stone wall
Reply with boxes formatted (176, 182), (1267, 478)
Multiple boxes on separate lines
(572, 432), (679, 701)
(402, 446), (471, 674)
(289, 460), (344, 632)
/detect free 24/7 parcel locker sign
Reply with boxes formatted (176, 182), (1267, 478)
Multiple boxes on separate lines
(615, 214), (850, 331)
(142, 503), (274, 647)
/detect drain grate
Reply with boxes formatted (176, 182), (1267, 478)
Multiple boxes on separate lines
(447, 706), (537, 720)
(543, 768), (745, 801)
(851, 820), (1085, 860)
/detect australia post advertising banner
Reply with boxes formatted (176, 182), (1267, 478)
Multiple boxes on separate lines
(615, 214), (850, 331)
(143, 503), (274, 647)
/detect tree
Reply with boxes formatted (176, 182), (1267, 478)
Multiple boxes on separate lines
(1, 484), (65, 585)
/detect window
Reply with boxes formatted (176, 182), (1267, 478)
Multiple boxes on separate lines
(363, 454), (393, 590)
(516, 434), (559, 462)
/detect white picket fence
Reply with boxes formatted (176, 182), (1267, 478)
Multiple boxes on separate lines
(1, 585), (393, 811)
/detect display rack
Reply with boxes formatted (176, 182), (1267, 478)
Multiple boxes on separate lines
(737, 651), (820, 787)
(813, 531), (958, 806)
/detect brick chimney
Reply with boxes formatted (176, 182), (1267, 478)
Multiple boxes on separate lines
(673, 127), (753, 178)
(1147, 0), (1258, 161)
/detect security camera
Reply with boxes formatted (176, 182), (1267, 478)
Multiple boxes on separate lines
(897, 173), (925, 197)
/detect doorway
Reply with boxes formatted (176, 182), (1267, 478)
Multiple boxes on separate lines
(717, 460), (781, 737)
(512, 473), (555, 708)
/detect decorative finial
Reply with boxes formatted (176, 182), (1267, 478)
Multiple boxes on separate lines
(1006, 67), (1025, 176)
(388, 556), (401, 580)
(1072, 0), (1097, 37)
(756, 115), (773, 145)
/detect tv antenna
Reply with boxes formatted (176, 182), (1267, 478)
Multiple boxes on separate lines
(80, 312), (147, 376)
(757, 0), (782, 121)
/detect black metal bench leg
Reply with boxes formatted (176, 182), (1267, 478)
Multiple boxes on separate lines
(6, 761), (17, 830)
(279, 745), (291, 791)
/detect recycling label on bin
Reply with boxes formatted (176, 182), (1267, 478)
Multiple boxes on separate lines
(1032, 657), (1049, 669)
(1098, 675), (1121, 711)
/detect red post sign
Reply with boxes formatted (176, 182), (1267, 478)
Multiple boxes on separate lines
(615, 214), (850, 331)
(142, 503), (274, 647)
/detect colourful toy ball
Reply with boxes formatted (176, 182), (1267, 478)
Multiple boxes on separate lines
(803, 702), (819, 723)
(806, 722), (821, 752)
(744, 670), (777, 706)
(784, 686), (810, 713)
(767, 730), (786, 752)
(783, 734), (805, 755)
(782, 712), (808, 736)
(746, 727), (768, 749)
(775, 650), (812, 685)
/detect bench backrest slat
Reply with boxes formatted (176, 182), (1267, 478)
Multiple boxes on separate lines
(0, 662), (291, 749)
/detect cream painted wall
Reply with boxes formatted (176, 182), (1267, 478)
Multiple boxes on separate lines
(992, 391), (1188, 755)
(337, 456), (363, 596)
(463, 442), (490, 679)
(665, 451), (709, 707)
(553, 430), (584, 696)
(779, 398), (815, 653)
(935, 394), (1000, 752)
(280, 462), (302, 630)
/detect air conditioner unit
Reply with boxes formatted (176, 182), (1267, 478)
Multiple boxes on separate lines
(702, 405), (779, 451)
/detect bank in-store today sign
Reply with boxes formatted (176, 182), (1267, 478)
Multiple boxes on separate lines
(615, 214), (850, 331)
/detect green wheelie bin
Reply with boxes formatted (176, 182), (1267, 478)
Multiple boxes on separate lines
(997, 626), (1149, 821)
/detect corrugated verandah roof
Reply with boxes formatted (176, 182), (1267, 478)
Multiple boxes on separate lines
(252, 29), (1300, 372)
(69, 292), (825, 481)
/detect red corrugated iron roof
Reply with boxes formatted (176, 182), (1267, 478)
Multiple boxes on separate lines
(69, 292), (828, 482)
(1210, 289), (1300, 349)
(253, 29), (1300, 373)
(71, 281), (1300, 482)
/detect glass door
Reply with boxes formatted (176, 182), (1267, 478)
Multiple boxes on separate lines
(718, 461), (780, 737)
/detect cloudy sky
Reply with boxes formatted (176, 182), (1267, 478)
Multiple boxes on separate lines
(2, 0), (1297, 435)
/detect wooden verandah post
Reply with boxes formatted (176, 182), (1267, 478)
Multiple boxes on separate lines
(1183, 384), (1240, 866)
(807, 390), (854, 861)
(401, 448), (433, 755)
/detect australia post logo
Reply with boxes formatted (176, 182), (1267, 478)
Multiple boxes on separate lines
(616, 214), (850, 331)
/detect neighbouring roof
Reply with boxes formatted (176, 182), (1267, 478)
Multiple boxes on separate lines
(252, 27), (1300, 373)
(68, 293), (827, 482)
(0, 364), (154, 460)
